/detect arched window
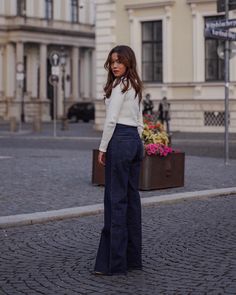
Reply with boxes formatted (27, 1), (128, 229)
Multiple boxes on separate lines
(45, 0), (53, 20)
(71, 0), (79, 23)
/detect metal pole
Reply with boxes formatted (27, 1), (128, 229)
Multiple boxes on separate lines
(18, 81), (22, 133)
(224, 0), (230, 165)
(61, 65), (66, 130)
(21, 81), (25, 123)
(53, 82), (57, 137)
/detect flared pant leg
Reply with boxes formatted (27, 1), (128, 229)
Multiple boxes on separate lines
(127, 160), (142, 269)
(94, 127), (143, 275)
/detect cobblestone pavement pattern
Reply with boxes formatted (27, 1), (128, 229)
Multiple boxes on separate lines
(0, 195), (236, 295)
(0, 143), (236, 216)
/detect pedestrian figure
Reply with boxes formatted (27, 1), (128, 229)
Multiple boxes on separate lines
(143, 93), (154, 116)
(94, 45), (144, 276)
(158, 96), (170, 134)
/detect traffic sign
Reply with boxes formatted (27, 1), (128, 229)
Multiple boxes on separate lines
(49, 51), (60, 67)
(205, 28), (236, 41)
(16, 73), (24, 81)
(206, 18), (236, 29)
(49, 75), (59, 85)
(217, 42), (236, 59)
(217, 0), (236, 12)
(16, 62), (24, 73)
(51, 66), (60, 76)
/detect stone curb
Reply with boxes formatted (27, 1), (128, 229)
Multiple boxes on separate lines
(0, 187), (236, 229)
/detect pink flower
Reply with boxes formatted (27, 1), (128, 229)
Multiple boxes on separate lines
(145, 143), (173, 157)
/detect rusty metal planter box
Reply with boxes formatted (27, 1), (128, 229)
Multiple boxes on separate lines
(92, 149), (185, 190)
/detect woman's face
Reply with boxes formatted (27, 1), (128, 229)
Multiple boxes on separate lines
(110, 53), (127, 78)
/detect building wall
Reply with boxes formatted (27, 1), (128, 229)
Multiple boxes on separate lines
(94, 0), (236, 133)
(0, 0), (96, 122)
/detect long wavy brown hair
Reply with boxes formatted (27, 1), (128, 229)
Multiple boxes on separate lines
(103, 45), (143, 103)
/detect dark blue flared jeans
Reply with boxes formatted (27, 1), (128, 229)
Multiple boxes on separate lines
(94, 124), (143, 275)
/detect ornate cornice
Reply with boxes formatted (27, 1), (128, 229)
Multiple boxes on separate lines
(0, 25), (95, 39)
(125, 1), (175, 10)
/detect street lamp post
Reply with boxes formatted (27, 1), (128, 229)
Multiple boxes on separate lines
(20, 81), (25, 123)
(60, 48), (68, 130)
(16, 62), (25, 131)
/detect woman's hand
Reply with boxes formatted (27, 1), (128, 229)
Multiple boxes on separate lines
(98, 151), (106, 166)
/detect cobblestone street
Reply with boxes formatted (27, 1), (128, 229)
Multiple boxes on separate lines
(1, 196), (236, 295)
(1, 124), (236, 294)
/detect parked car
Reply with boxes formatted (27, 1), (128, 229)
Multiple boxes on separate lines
(67, 102), (95, 123)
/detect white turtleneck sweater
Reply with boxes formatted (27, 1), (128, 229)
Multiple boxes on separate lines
(99, 82), (143, 152)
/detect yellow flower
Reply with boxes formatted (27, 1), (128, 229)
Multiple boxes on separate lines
(142, 123), (169, 146)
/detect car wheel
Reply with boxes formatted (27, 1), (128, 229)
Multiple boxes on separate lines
(70, 115), (78, 123)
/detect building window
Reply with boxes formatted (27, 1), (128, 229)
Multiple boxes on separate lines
(45, 0), (53, 20)
(17, 0), (26, 16)
(71, 0), (79, 23)
(205, 16), (224, 81)
(142, 21), (163, 83)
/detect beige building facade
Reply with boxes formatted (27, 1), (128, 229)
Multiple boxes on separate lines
(95, 0), (236, 132)
(0, 0), (95, 122)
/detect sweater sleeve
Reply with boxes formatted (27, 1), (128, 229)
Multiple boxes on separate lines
(99, 84), (126, 152)
(138, 103), (144, 138)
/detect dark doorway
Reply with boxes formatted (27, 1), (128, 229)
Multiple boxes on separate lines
(47, 59), (54, 119)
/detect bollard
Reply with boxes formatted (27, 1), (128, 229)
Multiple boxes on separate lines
(9, 117), (17, 132)
(32, 117), (42, 132)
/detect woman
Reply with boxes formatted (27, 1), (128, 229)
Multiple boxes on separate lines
(158, 96), (170, 134)
(94, 45), (144, 276)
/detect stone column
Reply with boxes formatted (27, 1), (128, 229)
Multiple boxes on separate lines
(5, 43), (15, 98)
(39, 43), (47, 100)
(5, 43), (16, 120)
(83, 50), (90, 100)
(91, 48), (96, 99)
(0, 46), (4, 95)
(163, 6), (172, 83)
(80, 49), (85, 99)
(16, 42), (24, 64)
(16, 41), (24, 100)
(72, 46), (79, 101)
(191, 3), (204, 83)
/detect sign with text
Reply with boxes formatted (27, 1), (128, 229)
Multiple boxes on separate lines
(205, 28), (236, 41)
(206, 18), (236, 29)
(217, 0), (236, 12)
(16, 73), (24, 81)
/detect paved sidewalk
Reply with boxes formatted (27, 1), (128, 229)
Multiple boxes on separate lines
(0, 121), (102, 138)
(1, 121), (236, 158)
(0, 145), (236, 217)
